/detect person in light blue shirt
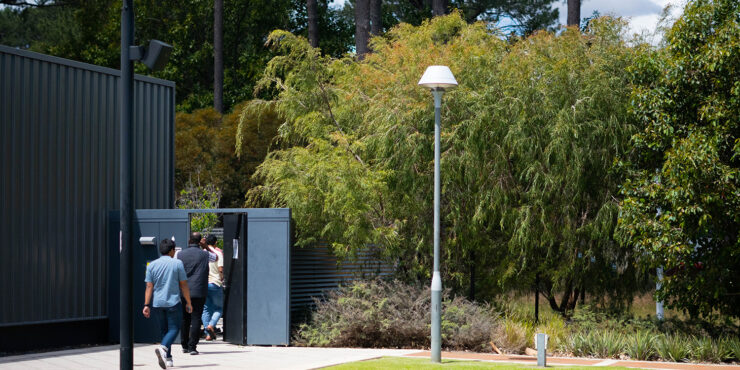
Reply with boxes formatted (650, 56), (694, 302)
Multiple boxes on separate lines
(143, 238), (193, 369)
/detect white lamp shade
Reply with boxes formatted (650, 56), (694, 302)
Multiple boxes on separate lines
(418, 65), (458, 89)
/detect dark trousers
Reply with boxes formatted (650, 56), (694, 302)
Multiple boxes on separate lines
(181, 297), (206, 351)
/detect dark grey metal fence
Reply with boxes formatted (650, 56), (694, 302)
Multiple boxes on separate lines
(0, 45), (175, 328)
(290, 244), (394, 323)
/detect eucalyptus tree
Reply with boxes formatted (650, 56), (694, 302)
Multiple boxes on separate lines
(617, 0), (740, 318)
(245, 14), (647, 310)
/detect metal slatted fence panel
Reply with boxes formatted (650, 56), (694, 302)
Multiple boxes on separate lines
(0, 46), (175, 326)
(290, 244), (394, 323)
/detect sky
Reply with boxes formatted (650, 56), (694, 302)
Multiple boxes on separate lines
(553, 0), (686, 40)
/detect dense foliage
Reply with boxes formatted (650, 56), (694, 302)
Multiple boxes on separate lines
(175, 102), (280, 207)
(617, 0), (740, 318)
(248, 13), (647, 310)
(294, 279), (497, 351)
(296, 279), (740, 363)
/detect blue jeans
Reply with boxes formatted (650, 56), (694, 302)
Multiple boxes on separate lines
(152, 303), (182, 358)
(201, 283), (224, 328)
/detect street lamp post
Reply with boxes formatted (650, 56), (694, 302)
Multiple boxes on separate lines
(418, 66), (457, 363)
(120, 2), (171, 368)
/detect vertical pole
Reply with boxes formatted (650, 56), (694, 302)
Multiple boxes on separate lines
(536, 333), (547, 367)
(656, 267), (664, 320)
(431, 89), (443, 363)
(534, 274), (539, 324)
(120, 1), (134, 369)
(213, 0), (224, 113)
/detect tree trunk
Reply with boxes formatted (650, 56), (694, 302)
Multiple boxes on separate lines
(307, 0), (319, 48)
(213, 0), (224, 113)
(567, 0), (580, 27)
(354, 0), (370, 60)
(432, 0), (445, 16)
(370, 0), (382, 36)
(468, 251), (476, 301)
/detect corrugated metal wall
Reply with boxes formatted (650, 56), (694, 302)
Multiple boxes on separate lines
(290, 244), (393, 323)
(0, 46), (175, 326)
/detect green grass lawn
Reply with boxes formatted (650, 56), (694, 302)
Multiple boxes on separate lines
(326, 357), (644, 369)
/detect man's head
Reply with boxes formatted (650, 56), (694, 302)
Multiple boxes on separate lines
(205, 234), (217, 247)
(189, 232), (202, 245)
(159, 238), (176, 256)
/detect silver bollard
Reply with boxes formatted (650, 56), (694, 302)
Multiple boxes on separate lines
(535, 333), (548, 367)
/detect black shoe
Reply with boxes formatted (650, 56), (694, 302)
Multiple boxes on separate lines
(189, 349), (199, 355)
(182, 348), (190, 354)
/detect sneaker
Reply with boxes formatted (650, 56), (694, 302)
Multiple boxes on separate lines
(165, 357), (174, 367)
(154, 346), (167, 369)
(189, 349), (199, 355)
(182, 348), (190, 354)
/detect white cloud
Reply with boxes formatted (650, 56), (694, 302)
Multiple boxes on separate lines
(554, 0), (685, 42)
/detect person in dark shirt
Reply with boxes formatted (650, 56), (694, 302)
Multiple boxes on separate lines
(177, 231), (217, 355)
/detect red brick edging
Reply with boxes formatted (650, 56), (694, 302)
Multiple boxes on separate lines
(406, 351), (740, 370)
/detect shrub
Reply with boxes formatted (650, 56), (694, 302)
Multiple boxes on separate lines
(690, 337), (730, 363)
(721, 337), (740, 362)
(590, 331), (625, 359)
(293, 279), (498, 351)
(535, 316), (568, 352)
(492, 321), (530, 354)
(655, 335), (690, 362)
(442, 296), (498, 352)
(624, 331), (656, 360)
(566, 332), (593, 357)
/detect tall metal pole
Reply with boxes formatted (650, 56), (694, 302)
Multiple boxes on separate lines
(656, 267), (664, 320)
(120, 0), (134, 369)
(431, 89), (443, 363)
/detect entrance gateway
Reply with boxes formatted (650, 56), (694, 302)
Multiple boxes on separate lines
(109, 208), (290, 346)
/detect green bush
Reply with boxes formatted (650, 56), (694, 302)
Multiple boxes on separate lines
(624, 331), (656, 360)
(690, 337), (730, 363)
(721, 337), (740, 362)
(293, 279), (498, 351)
(563, 332), (592, 357)
(590, 331), (624, 359)
(655, 335), (690, 362)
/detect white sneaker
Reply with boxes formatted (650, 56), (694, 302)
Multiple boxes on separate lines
(154, 345), (167, 369)
(165, 357), (174, 367)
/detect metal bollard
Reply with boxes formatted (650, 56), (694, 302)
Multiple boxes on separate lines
(535, 333), (548, 367)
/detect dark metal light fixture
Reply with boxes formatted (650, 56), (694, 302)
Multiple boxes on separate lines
(129, 39), (173, 71)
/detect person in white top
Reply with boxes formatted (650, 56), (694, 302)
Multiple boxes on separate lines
(201, 234), (224, 340)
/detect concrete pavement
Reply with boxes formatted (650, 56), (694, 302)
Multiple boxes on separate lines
(3, 343), (740, 369)
(0, 342), (420, 369)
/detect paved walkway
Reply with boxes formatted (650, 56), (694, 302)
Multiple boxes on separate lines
(0, 342), (418, 369)
(2, 344), (740, 369)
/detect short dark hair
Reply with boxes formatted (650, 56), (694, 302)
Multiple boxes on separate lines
(159, 238), (176, 255)
(205, 234), (217, 246)
(189, 232), (202, 244)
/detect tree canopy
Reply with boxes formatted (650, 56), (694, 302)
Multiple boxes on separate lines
(617, 0), (740, 318)
(245, 13), (648, 309)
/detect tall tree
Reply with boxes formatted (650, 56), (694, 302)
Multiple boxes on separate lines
(307, 0), (319, 47)
(306, 0), (319, 48)
(370, 0), (382, 36)
(618, 0), (740, 319)
(214, 0), (224, 113)
(432, 0), (446, 16)
(252, 14), (647, 307)
(567, 0), (580, 26)
(354, 0), (370, 59)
